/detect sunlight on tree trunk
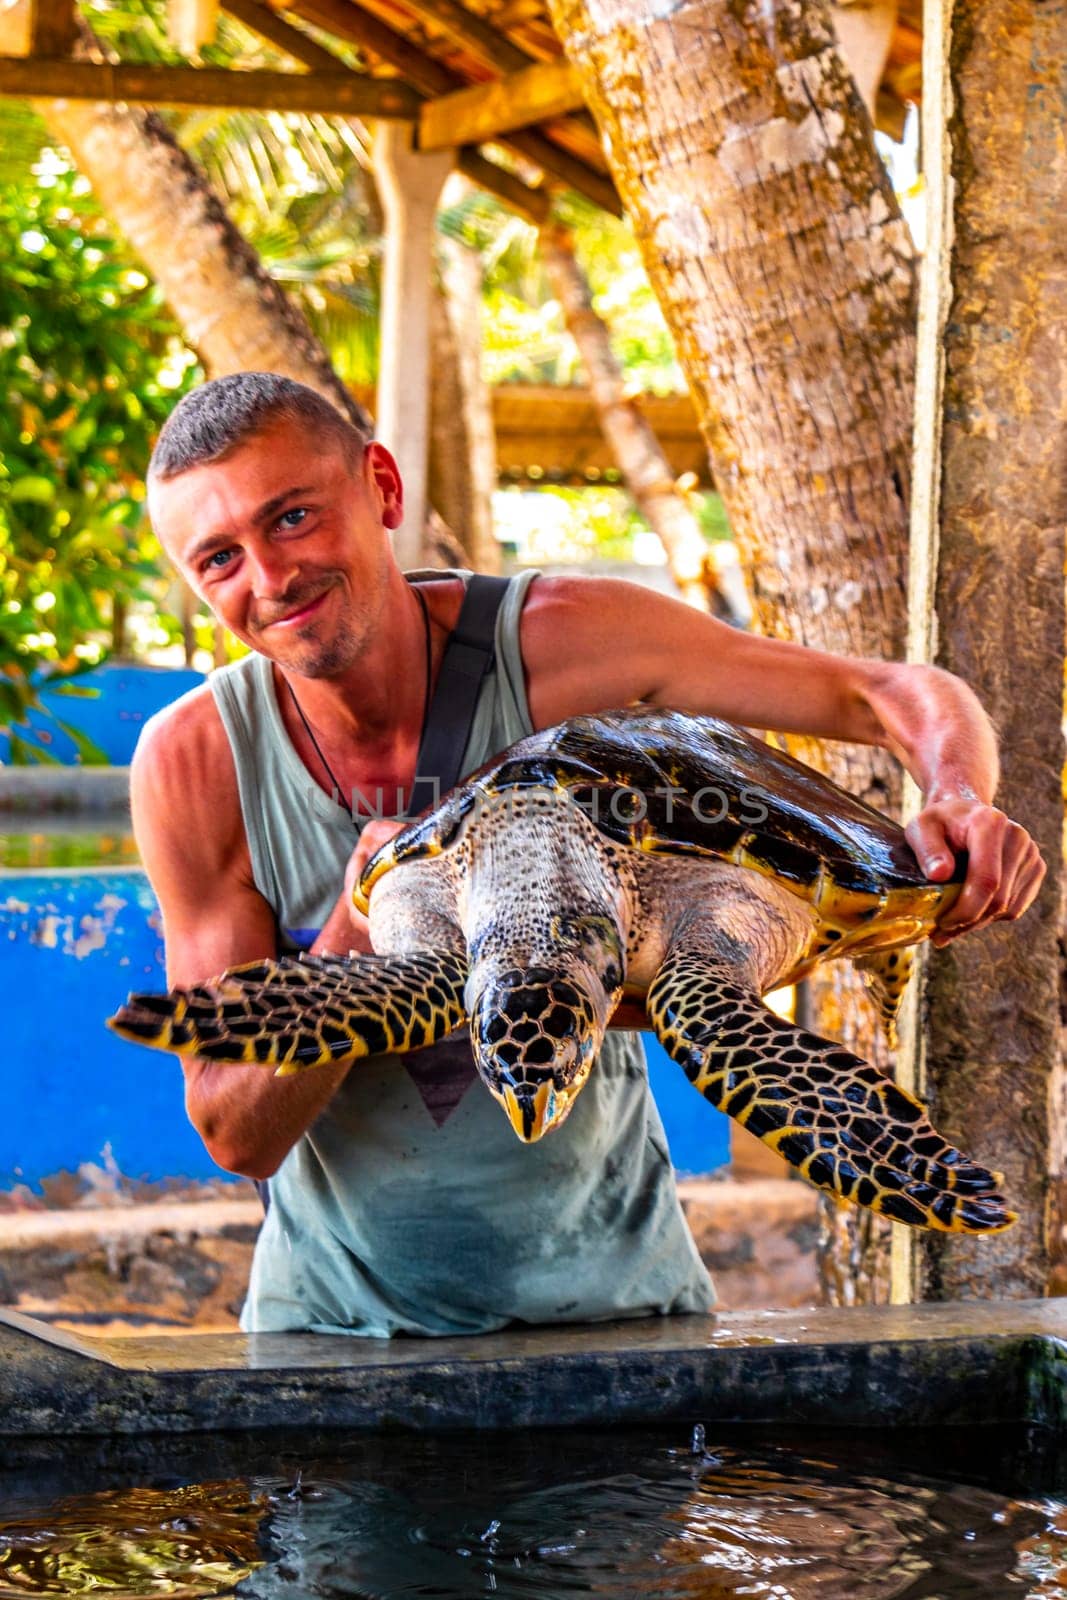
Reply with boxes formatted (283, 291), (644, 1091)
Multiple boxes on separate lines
(548, 0), (919, 1302)
(902, 0), (1067, 1306)
(539, 219), (739, 621)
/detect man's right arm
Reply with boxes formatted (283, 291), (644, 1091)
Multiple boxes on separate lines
(131, 691), (360, 1179)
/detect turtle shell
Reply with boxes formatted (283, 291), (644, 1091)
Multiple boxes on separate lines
(356, 708), (964, 921)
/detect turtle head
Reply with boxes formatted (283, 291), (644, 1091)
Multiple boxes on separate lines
(469, 913), (626, 1142)
(457, 783), (633, 1140)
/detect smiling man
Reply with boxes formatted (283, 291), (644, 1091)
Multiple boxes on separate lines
(134, 372), (1043, 1337)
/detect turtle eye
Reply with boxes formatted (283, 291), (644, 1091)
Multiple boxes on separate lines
(550, 912), (621, 960)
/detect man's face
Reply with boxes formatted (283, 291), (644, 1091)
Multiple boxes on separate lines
(149, 418), (400, 678)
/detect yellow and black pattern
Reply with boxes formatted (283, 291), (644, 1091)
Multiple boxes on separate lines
(852, 947), (917, 1047)
(109, 950), (468, 1075)
(647, 954), (1014, 1235)
(472, 965), (607, 1140)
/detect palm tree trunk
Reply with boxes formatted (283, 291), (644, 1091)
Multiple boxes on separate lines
(548, 0), (918, 1301)
(546, 0), (914, 701)
(39, 88), (369, 433)
(904, 0), (1067, 1304)
(539, 219), (740, 621)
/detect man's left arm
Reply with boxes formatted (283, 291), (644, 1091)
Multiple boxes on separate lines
(521, 575), (1045, 944)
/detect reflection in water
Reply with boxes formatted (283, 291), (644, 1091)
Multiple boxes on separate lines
(0, 1479), (265, 1597)
(1, 1428), (1065, 1599)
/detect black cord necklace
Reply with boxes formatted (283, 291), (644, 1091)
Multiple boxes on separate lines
(286, 585), (432, 823)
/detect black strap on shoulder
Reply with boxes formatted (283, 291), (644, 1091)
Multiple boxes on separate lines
(406, 573), (510, 819)
(257, 575), (509, 1216)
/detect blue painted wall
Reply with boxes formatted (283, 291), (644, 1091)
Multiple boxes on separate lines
(1, 866), (731, 1188)
(0, 664), (205, 766)
(0, 870), (232, 1187)
(642, 1031), (730, 1176)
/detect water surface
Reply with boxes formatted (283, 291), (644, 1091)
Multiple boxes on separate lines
(3, 1423), (1067, 1598)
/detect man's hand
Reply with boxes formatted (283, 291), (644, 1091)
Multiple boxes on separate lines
(906, 798), (1045, 946)
(316, 819), (407, 957)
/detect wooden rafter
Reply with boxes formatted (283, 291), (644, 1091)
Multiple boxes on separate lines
(224, 0), (551, 221)
(222, 0), (349, 69)
(456, 151), (551, 223)
(420, 56), (581, 150)
(29, 0), (77, 55)
(278, 0), (619, 210)
(0, 56), (421, 112)
(379, 0), (606, 180)
(398, 0), (533, 72)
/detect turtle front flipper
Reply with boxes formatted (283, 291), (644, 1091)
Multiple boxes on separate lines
(646, 952), (1015, 1235)
(109, 950), (468, 1075)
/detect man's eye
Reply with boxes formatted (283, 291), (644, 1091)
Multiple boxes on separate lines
(278, 508), (308, 529)
(204, 548), (235, 571)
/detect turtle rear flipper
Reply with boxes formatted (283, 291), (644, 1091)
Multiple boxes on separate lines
(851, 947), (915, 1048)
(109, 950), (468, 1075)
(647, 951), (1015, 1235)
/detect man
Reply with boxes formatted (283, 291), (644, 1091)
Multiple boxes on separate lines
(136, 373), (1043, 1336)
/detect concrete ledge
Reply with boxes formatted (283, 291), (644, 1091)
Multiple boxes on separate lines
(0, 766), (131, 814)
(2, 1299), (1065, 1438)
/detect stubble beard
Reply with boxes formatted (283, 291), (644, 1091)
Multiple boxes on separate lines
(258, 578), (382, 681)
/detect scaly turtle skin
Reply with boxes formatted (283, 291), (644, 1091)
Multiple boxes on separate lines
(110, 710), (1014, 1236)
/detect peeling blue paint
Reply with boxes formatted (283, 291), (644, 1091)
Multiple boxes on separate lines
(0, 869), (235, 1189)
(1, 867), (729, 1192)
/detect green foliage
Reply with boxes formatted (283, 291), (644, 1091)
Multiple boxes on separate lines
(85, 0), (382, 387)
(0, 154), (198, 752)
(452, 188), (683, 394)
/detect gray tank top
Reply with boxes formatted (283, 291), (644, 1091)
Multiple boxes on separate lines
(211, 569), (713, 1336)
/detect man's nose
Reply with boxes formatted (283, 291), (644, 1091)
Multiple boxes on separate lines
(247, 542), (299, 597)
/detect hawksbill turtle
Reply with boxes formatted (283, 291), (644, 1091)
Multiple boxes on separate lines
(109, 709), (1014, 1235)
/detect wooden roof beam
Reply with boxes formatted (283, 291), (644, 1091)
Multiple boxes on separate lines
(419, 56), (582, 150)
(29, 0), (78, 55)
(277, 0), (457, 92)
(222, 0), (346, 69)
(224, 0), (552, 221)
(396, 0), (532, 73)
(457, 151), (551, 223)
(394, 0), (605, 158)
(279, 0), (619, 210)
(0, 55), (421, 112)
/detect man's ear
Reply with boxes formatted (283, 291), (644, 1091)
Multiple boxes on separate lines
(362, 442), (403, 530)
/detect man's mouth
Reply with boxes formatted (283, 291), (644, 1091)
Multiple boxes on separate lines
(260, 587), (331, 631)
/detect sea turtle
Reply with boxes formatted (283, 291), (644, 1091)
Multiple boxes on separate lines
(109, 708), (1014, 1235)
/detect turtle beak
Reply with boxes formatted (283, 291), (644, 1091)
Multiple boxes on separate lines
(498, 1079), (558, 1142)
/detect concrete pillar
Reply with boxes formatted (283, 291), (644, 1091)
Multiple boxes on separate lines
(373, 122), (455, 569)
(830, 1), (897, 122)
(896, 0), (1067, 1302)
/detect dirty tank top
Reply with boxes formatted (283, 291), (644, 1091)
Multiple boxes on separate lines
(210, 568), (713, 1336)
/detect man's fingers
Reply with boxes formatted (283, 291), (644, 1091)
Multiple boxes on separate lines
(929, 824), (1044, 944)
(938, 812), (1004, 930)
(994, 851), (1046, 922)
(905, 814), (956, 880)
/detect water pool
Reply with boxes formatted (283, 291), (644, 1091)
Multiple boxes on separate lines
(2, 1422), (1066, 1598)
